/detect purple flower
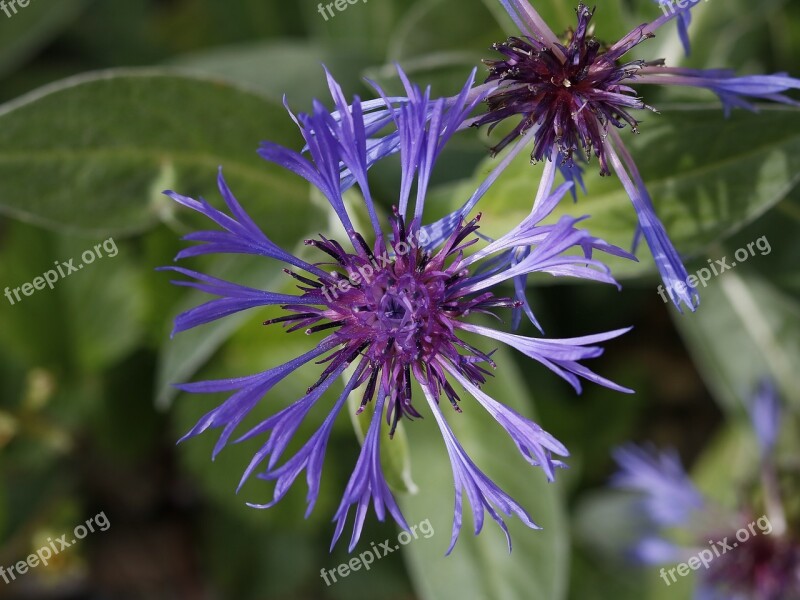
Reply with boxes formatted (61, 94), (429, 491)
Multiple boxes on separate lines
(163, 70), (633, 552)
(469, 1), (800, 313)
(612, 444), (704, 528)
(611, 384), (799, 598)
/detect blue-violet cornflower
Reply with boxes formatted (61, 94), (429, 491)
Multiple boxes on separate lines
(162, 70), (634, 553)
(466, 1), (800, 313)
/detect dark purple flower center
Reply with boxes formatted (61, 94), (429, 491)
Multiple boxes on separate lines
(475, 3), (660, 175)
(370, 273), (439, 352)
(268, 211), (518, 434)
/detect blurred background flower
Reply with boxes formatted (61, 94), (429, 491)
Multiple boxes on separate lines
(611, 381), (800, 599)
(0, 1), (798, 599)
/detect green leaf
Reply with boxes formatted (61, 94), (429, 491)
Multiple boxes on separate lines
(0, 69), (308, 235)
(168, 40), (372, 112)
(466, 107), (800, 279)
(0, 0), (86, 78)
(400, 340), (568, 600)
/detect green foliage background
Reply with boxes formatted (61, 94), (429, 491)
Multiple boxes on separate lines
(0, 0), (798, 598)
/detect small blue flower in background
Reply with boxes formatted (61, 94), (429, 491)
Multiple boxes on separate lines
(748, 378), (781, 457)
(162, 70), (635, 553)
(612, 444), (705, 528)
(611, 380), (800, 599)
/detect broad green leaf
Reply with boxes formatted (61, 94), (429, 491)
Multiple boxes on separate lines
(0, 69), (309, 235)
(0, 0), (86, 78)
(466, 107), (800, 279)
(168, 40), (372, 112)
(400, 340), (568, 600)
